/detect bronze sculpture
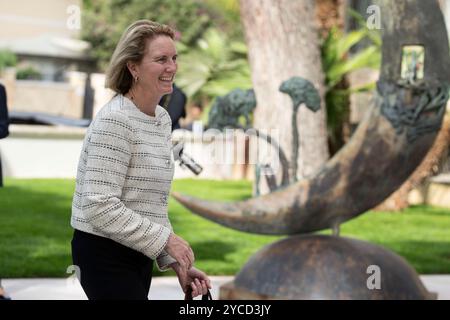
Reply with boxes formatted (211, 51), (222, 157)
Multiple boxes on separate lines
(173, 0), (450, 299)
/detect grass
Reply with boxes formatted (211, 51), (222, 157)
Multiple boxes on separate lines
(0, 178), (450, 278)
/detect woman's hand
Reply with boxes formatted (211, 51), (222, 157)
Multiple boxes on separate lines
(165, 233), (194, 270)
(171, 263), (212, 298)
(186, 267), (212, 297)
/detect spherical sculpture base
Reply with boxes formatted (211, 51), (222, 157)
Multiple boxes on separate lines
(219, 235), (435, 300)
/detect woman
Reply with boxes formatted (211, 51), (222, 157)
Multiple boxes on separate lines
(71, 20), (211, 300)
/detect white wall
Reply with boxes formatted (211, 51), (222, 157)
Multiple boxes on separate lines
(0, 0), (82, 39)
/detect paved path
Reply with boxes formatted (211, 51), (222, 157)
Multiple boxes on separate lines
(2, 275), (449, 300)
(2, 276), (233, 300)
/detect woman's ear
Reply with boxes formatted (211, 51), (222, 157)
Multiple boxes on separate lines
(126, 61), (138, 79)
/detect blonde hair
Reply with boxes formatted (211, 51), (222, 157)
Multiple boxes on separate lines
(105, 20), (175, 94)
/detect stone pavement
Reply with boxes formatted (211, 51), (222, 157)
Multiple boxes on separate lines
(1, 276), (233, 300)
(2, 275), (450, 300)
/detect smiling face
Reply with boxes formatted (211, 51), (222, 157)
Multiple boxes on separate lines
(129, 35), (178, 97)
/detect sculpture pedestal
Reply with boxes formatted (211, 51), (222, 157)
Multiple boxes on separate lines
(219, 235), (435, 300)
(220, 281), (272, 300)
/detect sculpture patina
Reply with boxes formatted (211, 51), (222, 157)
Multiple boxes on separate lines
(173, 0), (450, 299)
(280, 77), (321, 183)
(207, 88), (257, 130)
(207, 87), (292, 193)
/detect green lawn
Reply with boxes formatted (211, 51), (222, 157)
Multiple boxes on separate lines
(0, 178), (449, 278)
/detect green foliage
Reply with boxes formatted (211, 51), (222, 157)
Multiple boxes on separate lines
(1, 178), (450, 277)
(81, 0), (243, 71)
(82, 0), (212, 70)
(322, 28), (381, 88)
(204, 0), (240, 13)
(16, 66), (42, 80)
(175, 27), (252, 121)
(0, 49), (17, 71)
(321, 21), (381, 153)
(202, 0), (243, 41)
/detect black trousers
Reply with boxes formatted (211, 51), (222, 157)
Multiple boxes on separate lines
(71, 229), (154, 300)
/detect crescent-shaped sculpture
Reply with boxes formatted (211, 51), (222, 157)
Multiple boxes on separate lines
(172, 0), (450, 235)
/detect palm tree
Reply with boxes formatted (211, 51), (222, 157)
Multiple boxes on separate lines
(175, 27), (252, 115)
(321, 24), (381, 153)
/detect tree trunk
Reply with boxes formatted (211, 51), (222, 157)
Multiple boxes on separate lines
(438, 0), (450, 39)
(375, 114), (450, 211)
(239, 0), (330, 194)
(315, 0), (347, 38)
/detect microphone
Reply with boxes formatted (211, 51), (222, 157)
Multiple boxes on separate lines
(172, 142), (203, 175)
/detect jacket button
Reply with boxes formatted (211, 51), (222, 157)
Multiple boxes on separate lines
(155, 121), (161, 126)
(165, 159), (171, 167)
(161, 195), (167, 202)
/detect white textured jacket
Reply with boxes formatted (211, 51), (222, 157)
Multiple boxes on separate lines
(71, 94), (176, 270)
